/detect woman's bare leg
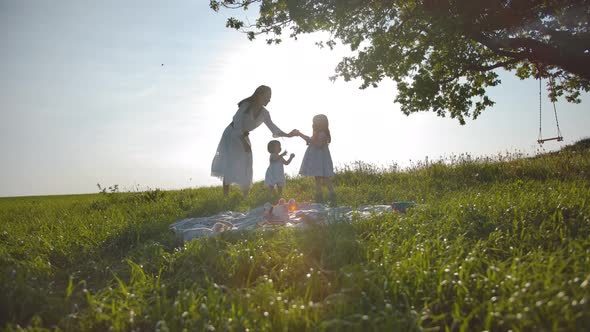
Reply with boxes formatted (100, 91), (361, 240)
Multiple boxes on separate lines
(277, 185), (283, 196)
(325, 177), (335, 194)
(223, 179), (230, 196)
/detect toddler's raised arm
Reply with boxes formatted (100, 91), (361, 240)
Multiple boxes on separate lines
(282, 153), (295, 165)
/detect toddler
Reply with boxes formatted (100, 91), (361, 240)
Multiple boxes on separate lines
(264, 140), (295, 197)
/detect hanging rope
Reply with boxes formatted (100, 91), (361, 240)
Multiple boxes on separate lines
(549, 76), (563, 141)
(538, 75), (543, 142)
(536, 64), (564, 144)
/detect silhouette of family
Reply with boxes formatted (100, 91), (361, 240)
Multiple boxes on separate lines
(211, 85), (336, 204)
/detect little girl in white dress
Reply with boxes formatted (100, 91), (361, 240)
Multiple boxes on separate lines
(297, 114), (336, 204)
(264, 140), (295, 197)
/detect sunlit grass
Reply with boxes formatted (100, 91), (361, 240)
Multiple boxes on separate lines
(1, 139), (589, 331)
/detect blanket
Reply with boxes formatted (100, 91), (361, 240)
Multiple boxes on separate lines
(169, 201), (397, 242)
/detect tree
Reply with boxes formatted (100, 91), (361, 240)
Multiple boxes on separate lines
(210, 0), (590, 124)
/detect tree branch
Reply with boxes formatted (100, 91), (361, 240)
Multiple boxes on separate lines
(466, 58), (520, 72)
(475, 34), (590, 80)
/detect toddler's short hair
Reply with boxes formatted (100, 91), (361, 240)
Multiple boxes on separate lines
(267, 140), (281, 153)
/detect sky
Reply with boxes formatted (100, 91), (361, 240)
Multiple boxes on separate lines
(0, 0), (589, 198)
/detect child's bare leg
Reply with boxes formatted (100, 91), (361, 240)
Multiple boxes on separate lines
(325, 177), (337, 206)
(314, 176), (324, 202)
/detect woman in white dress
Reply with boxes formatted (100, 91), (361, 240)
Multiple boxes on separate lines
(211, 85), (297, 196)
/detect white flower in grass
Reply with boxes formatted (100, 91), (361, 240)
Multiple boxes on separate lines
(155, 320), (169, 332)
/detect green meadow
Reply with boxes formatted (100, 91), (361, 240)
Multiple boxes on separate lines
(1, 139), (590, 331)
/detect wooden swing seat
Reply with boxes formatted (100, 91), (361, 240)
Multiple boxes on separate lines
(537, 136), (563, 144)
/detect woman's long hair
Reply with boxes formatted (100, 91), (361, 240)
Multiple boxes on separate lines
(311, 114), (331, 144)
(238, 85), (271, 113)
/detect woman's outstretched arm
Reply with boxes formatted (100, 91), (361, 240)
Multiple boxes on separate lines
(262, 110), (299, 138)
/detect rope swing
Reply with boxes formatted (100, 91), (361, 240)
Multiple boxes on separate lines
(536, 64), (564, 144)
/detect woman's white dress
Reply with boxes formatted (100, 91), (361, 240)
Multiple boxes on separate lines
(264, 153), (286, 187)
(299, 132), (335, 177)
(211, 102), (286, 190)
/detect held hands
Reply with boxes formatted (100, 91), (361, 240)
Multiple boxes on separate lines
(287, 129), (300, 137)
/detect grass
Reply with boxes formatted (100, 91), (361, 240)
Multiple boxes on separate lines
(1, 138), (589, 331)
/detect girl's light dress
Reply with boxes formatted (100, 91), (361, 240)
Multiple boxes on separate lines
(299, 132), (335, 177)
(211, 102), (286, 190)
(264, 153), (286, 187)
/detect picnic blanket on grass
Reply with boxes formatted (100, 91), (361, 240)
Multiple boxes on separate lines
(169, 202), (398, 242)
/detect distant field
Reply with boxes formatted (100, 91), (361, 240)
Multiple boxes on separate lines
(1, 139), (589, 331)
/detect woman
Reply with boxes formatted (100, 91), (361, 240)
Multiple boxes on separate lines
(211, 85), (298, 196)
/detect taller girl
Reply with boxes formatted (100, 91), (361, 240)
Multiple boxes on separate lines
(297, 114), (336, 204)
(211, 85), (298, 197)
